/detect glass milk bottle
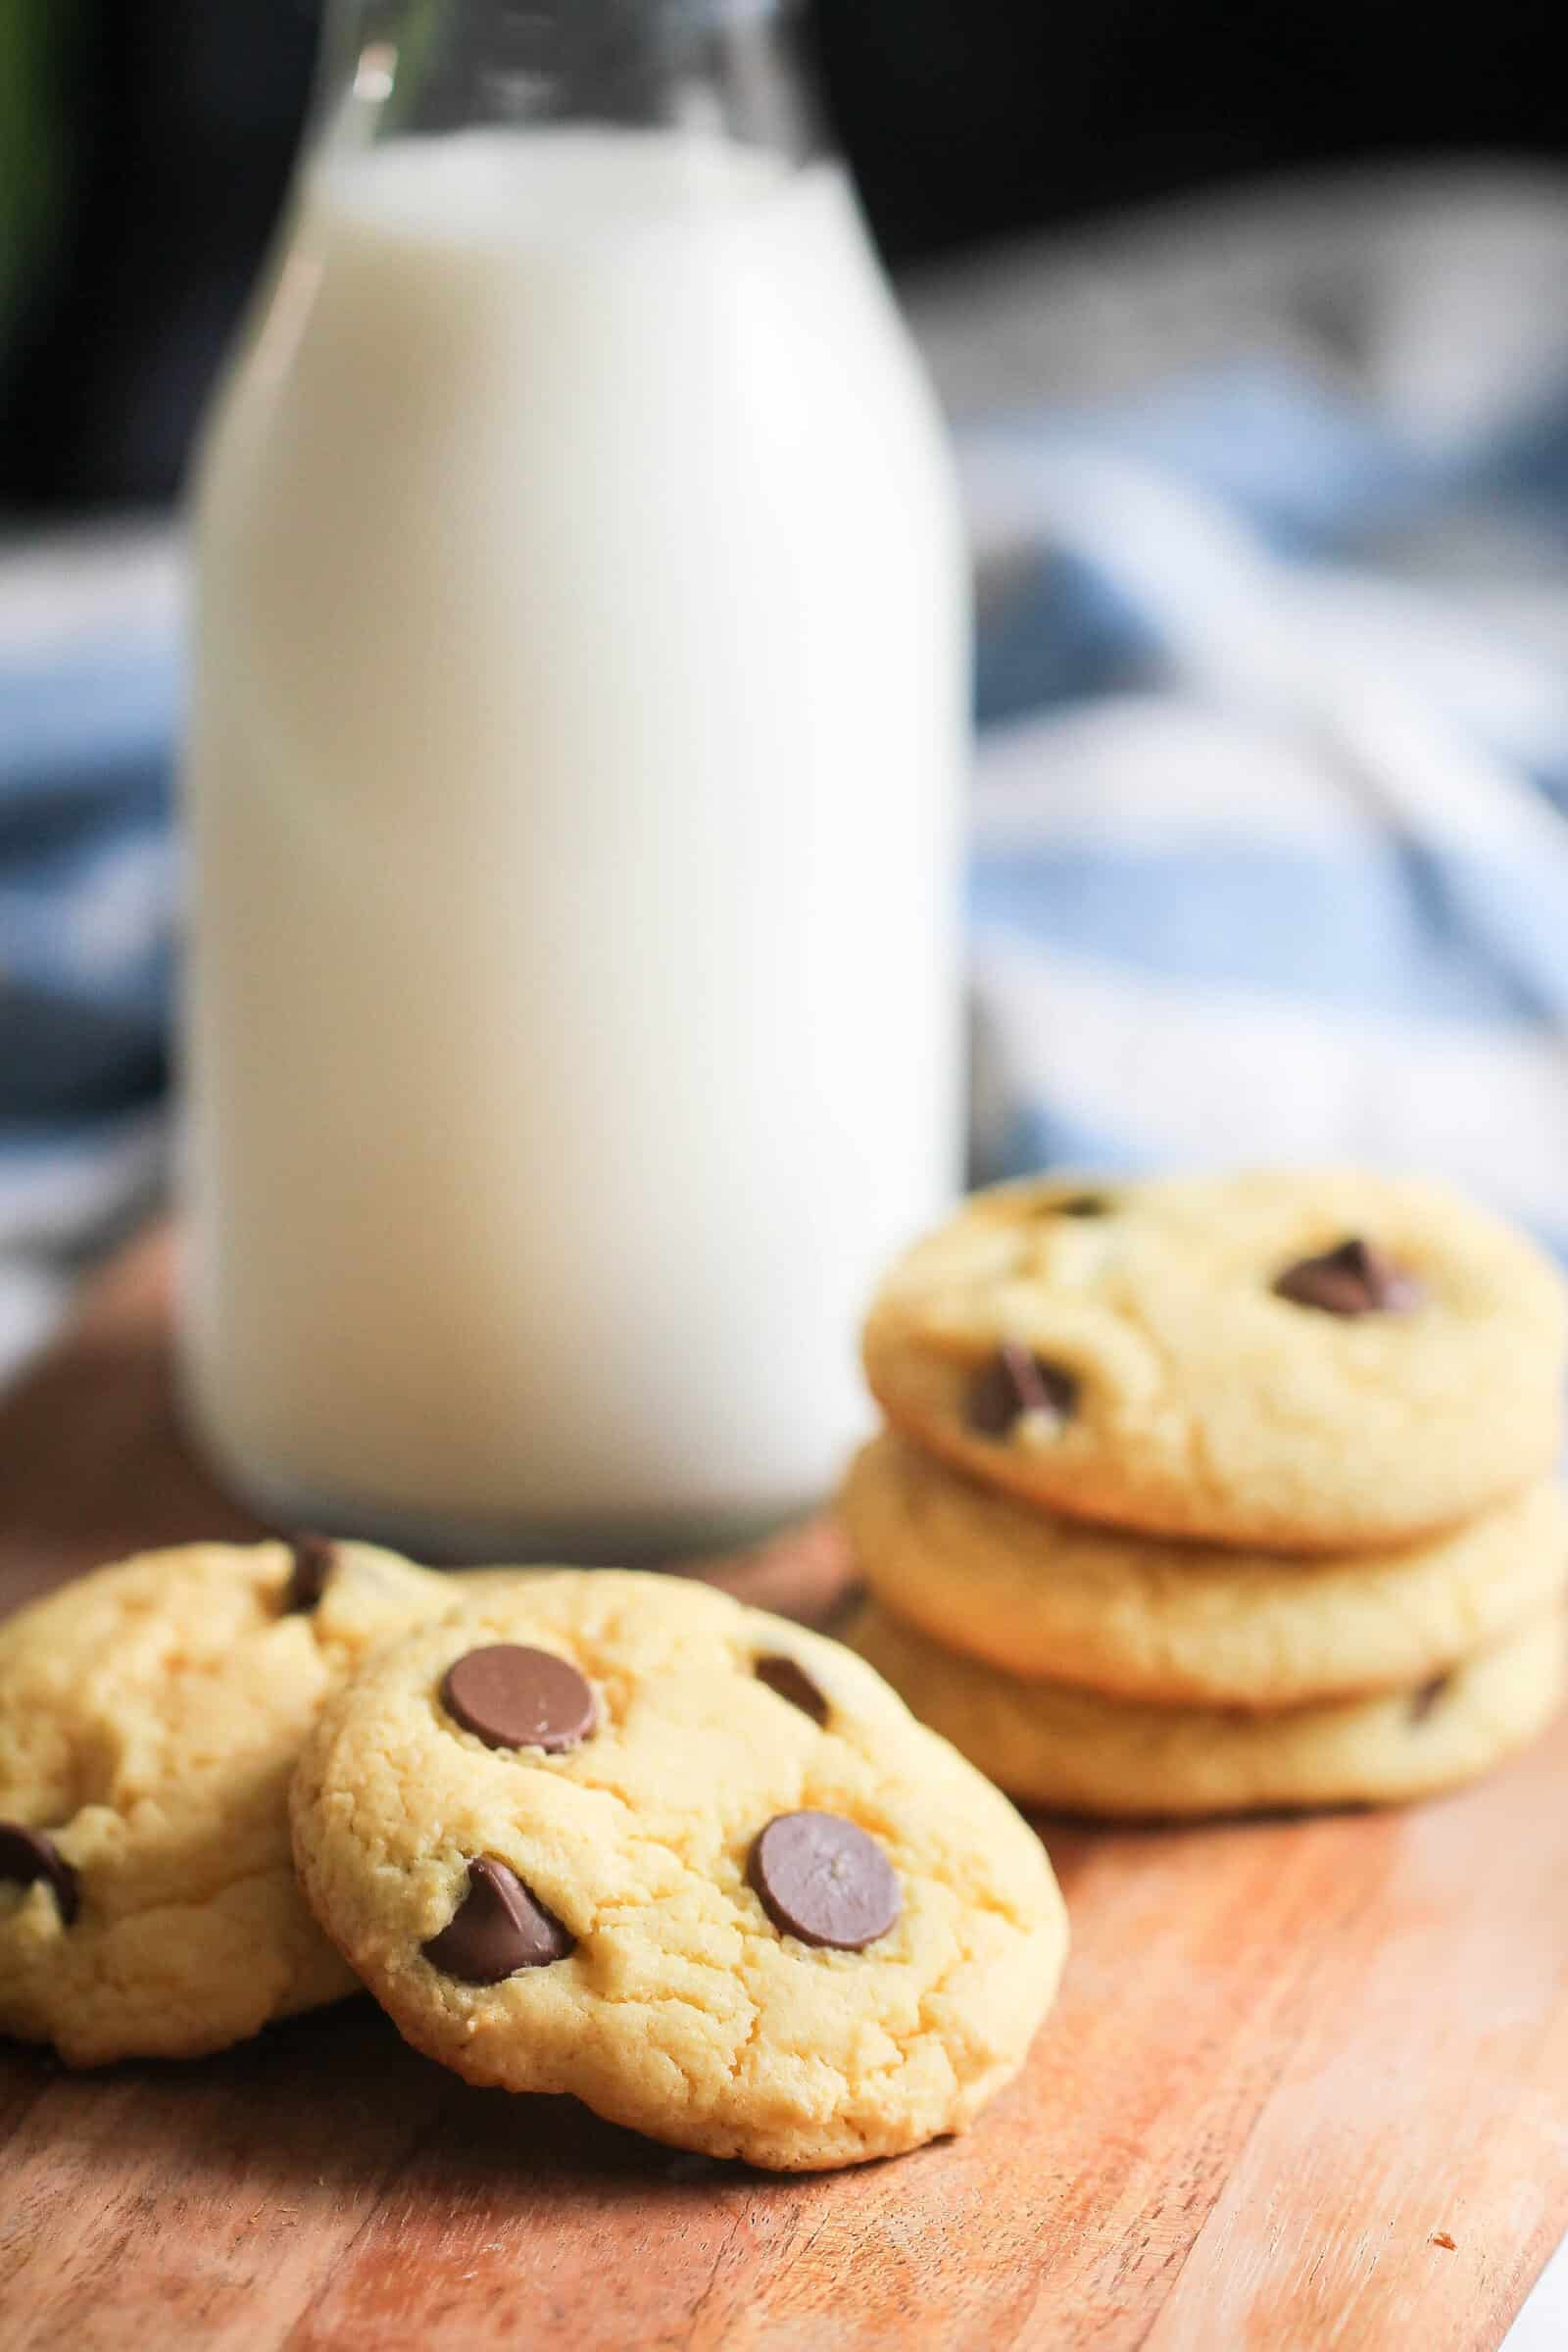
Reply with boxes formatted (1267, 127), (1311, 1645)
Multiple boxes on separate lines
(180, 0), (968, 1558)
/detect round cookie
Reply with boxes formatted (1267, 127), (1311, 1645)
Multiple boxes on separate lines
(290, 1571), (1067, 2171)
(0, 1537), (481, 2064)
(840, 1434), (1568, 1709)
(849, 1599), (1566, 1819)
(861, 1168), (1568, 1551)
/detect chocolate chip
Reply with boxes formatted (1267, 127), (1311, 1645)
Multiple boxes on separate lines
(284, 1534), (336, 1613)
(1409, 1674), (1450, 1726)
(747, 1811), (901, 1951)
(441, 1644), (597, 1752)
(967, 1343), (1078, 1438)
(1056, 1193), (1111, 1218)
(755, 1656), (829, 1726)
(1273, 1238), (1424, 1317)
(421, 1857), (574, 1983)
(0, 1822), (78, 1924)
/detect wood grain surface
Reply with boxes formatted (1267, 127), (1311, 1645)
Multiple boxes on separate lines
(1, 1229), (1565, 2351)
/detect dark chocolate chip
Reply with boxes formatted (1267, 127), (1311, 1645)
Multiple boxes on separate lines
(1055, 1194), (1111, 1218)
(0, 1822), (78, 1924)
(967, 1343), (1078, 1438)
(747, 1811), (901, 1951)
(1409, 1674), (1450, 1726)
(755, 1655), (829, 1726)
(421, 1857), (574, 1983)
(441, 1644), (597, 1753)
(1273, 1237), (1424, 1318)
(284, 1534), (336, 1613)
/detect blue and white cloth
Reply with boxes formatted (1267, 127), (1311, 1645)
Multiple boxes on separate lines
(6, 165), (1568, 1381)
(0, 530), (181, 1368)
(960, 373), (1568, 1240)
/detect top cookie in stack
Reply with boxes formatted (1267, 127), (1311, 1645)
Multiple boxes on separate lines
(845, 1167), (1568, 1817)
(861, 1167), (1565, 1550)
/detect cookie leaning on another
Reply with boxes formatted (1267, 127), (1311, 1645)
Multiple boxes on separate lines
(0, 1539), (521, 2065)
(290, 1570), (1067, 2172)
(862, 1168), (1567, 1551)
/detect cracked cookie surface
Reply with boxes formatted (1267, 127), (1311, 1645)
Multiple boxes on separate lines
(840, 1435), (1568, 1709)
(0, 1539), (469, 2063)
(861, 1169), (1567, 1550)
(850, 1599), (1566, 1818)
(290, 1571), (1067, 2171)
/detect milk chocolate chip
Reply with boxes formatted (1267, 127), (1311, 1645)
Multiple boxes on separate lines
(441, 1644), (597, 1752)
(1056, 1193), (1111, 1218)
(1409, 1674), (1450, 1726)
(284, 1535), (336, 1613)
(0, 1822), (78, 1924)
(967, 1343), (1078, 1438)
(1273, 1238), (1423, 1317)
(421, 1857), (574, 1982)
(1027, 1190), (1110, 1220)
(755, 1656), (829, 1726)
(747, 1811), (901, 1950)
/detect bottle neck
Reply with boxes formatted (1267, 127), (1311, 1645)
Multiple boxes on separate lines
(314, 0), (821, 164)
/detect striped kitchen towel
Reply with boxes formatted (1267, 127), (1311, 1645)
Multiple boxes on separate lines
(960, 359), (1568, 1255)
(0, 527), (180, 1369)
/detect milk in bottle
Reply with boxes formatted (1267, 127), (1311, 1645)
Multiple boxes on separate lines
(181, 1), (968, 1554)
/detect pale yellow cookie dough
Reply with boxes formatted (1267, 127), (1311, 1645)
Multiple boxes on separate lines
(0, 1539), (491, 2064)
(861, 1168), (1567, 1550)
(849, 1598), (1566, 1819)
(840, 1433), (1568, 1708)
(290, 1571), (1067, 2171)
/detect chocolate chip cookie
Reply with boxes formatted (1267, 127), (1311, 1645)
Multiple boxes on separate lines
(839, 1433), (1568, 1709)
(290, 1572), (1067, 2170)
(850, 1597), (1566, 1818)
(0, 1538), (466, 2063)
(861, 1169), (1567, 1550)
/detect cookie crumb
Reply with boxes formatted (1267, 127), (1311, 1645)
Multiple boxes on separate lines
(1430, 2230), (1457, 2251)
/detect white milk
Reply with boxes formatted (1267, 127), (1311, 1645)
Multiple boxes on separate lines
(182, 127), (967, 1554)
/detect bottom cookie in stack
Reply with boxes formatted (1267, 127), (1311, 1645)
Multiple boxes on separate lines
(838, 1435), (1568, 1819)
(849, 1600), (1565, 1819)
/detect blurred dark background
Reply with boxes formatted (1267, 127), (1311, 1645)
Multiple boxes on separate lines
(2, 0), (1565, 514)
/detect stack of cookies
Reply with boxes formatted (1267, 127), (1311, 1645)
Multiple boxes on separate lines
(843, 1168), (1568, 1818)
(0, 1540), (1066, 2170)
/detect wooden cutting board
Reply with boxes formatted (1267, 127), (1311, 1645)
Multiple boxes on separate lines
(2, 1230), (1566, 2351)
